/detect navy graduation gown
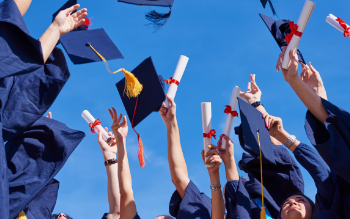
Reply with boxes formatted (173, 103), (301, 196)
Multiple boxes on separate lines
(169, 180), (212, 219)
(305, 98), (350, 184)
(6, 116), (85, 219)
(293, 143), (350, 218)
(238, 146), (304, 207)
(225, 177), (280, 219)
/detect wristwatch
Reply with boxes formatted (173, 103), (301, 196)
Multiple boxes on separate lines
(210, 184), (221, 191)
(251, 101), (263, 108)
(104, 158), (118, 166)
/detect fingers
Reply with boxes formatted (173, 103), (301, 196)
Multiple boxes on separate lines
(166, 94), (175, 107)
(117, 113), (122, 124)
(97, 128), (103, 143)
(105, 127), (108, 132)
(206, 154), (222, 166)
(309, 62), (318, 74)
(108, 108), (114, 120)
(276, 51), (286, 72)
(64, 4), (80, 15)
(247, 82), (251, 91)
(201, 150), (205, 162)
(219, 134), (233, 148)
(205, 148), (219, 158)
(122, 116), (127, 127)
(159, 106), (168, 115)
(47, 112), (52, 119)
(208, 144), (218, 150)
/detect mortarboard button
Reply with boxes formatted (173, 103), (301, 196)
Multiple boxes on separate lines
(260, 13), (306, 64)
(235, 98), (276, 164)
(59, 28), (124, 65)
(118, 0), (175, 32)
(116, 57), (166, 167)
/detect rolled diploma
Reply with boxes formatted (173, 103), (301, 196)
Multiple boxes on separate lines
(221, 86), (241, 150)
(282, 0), (315, 69)
(326, 14), (347, 33)
(201, 102), (214, 168)
(165, 55), (189, 108)
(82, 110), (111, 143)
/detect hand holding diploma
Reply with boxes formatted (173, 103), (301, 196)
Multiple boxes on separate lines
(165, 55), (189, 108)
(201, 102), (215, 168)
(282, 0), (315, 69)
(82, 110), (112, 144)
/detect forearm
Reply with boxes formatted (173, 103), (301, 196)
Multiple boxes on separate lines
(14, 0), (32, 16)
(209, 172), (225, 219)
(104, 152), (121, 216)
(39, 23), (61, 63)
(224, 158), (239, 182)
(274, 130), (300, 152)
(288, 76), (328, 123)
(117, 140), (137, 218)
(166, 119), (190, 197)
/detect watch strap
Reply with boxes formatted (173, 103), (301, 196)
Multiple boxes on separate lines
(104, 158), (118, 166)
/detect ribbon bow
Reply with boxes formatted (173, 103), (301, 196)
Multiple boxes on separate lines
(203, 129), (217, 139)
(284, 21), (303, 45)
(164, 77), (180, 86)
(89, 119), (101, 133)
(336, 17), (350, 37)
(224, 105), (238, 117)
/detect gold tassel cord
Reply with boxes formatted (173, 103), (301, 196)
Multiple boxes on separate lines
(87, 44), (143, 98)
(257, 129), (267, 219)
(19, 211), (27, 219)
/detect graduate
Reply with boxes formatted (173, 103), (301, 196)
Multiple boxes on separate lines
(159, 96), (216, 219)
(276, 50), (350, 218)
(0, 0), (87, 218)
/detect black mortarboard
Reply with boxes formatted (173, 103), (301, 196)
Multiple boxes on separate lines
(59, 28), (124, 64)
(118, 0), (175, 32)
(52, 0), (91, 31)
(234, 98), (276, 164)
(6, 116), (85, 219)
(260, 13), (306, 64)
(260, 0), (277, 15)
(116, 57), (165, 128)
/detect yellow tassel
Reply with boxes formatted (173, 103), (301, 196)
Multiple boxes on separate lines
(19, 211), (27, 219)
(87, 44), (143, 98)
(257, 129), (266, 219)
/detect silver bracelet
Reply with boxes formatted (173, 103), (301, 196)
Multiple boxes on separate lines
(284, 135), (296, 148)
(288, 138), (298, 150)
(210, 184), (221, 191)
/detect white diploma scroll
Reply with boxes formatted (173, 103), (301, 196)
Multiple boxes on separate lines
(326, 14), (349, 33)
(282, 0), (316, 69)
(81, 110), (112, 144)
(221, 86), (241, 150)
(165, 55), (189, 108)
(201, 102), (214, 168)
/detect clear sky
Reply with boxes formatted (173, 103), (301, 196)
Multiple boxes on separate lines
(7, 0), (350, 218)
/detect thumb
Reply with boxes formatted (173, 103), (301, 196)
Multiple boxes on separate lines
(98, 128), (103, 142)
(166, 95), (175, 106)
(309, 62), (317, 73)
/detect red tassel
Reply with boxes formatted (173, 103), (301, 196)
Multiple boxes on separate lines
(137, 134), (145, 167)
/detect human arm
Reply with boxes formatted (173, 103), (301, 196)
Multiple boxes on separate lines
(201, 147), (225, 219)
(108, 108), (137, 219)
(217, 135), (239, 182)
(276, 49), (328, 123)
(39, 4), (87, 63)
(14, 0), (32, 16)
(97, 127), (120, 219)
(159, 95), (190, 199)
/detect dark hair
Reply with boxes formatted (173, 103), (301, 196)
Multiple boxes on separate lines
(279, 193), (315, 219)
(52, 213), (73, 219)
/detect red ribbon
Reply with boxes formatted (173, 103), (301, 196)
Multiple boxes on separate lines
(336, 17), (350, 37)
(81, 17), (93, 30)
(203, 129), (217, 139)
(224, 105), (238, 117)
(284, 21), (303, 45)
(89, 119), (101, 133)
(164, 77), (179, 86)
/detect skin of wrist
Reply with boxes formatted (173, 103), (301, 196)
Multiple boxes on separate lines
(166, 118), (178, 128)
(274, 130), (290, 144)
(286, 74), (301, 84)
(209, 171), (220, 184)
(49, 22), (61, 35)
(103, 152), (116, 161)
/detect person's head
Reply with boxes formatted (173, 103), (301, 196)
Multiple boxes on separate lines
(279, 193), (315, 219)
(154, 216), (173, 219)
(52, 213), (73, 219)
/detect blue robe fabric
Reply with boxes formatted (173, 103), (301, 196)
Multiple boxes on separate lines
(6, 116), (85, 219)
(225, 178), (280, 219)
(305, 98), (350, 184)
(0, 1), (71, 218)
(293, 143), (350, 219)
(169, 180), (211, 219)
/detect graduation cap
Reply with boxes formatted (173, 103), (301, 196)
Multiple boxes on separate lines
(52, 0), (92, 31)
(118, 0), (175, 32)
(260, 13), (306, 64)
(260, 0), (277, 16)
(59, 28), (124, 64)
(116, 57), (166, 167)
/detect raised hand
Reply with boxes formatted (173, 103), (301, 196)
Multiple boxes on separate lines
(201, 147), (222, 175)
(98, 127), (118, 155)
(108, 108), (128, 143)
(300, 62), (328, 100)
(159, 95), (177, 126)
(53, 4), (87, 36)
(264, 114), (285, 141)
(240, 74), (262, 105)
(276, 47), (299, 83)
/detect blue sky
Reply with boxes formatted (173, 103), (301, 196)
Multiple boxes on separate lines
(9, 0), (350, 218)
